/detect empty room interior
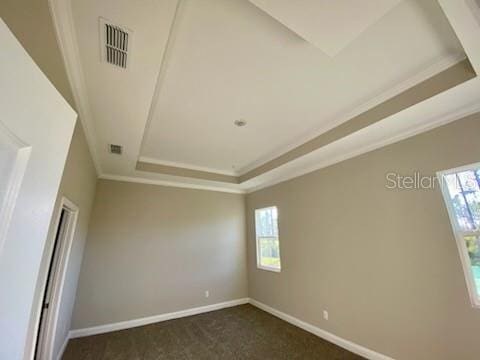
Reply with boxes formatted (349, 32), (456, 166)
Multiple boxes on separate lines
(2, 0), (480, 359)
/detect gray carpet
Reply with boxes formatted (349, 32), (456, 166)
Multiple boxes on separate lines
(62, 304), (364, 359)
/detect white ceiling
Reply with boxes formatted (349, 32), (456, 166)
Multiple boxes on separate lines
(49, 0), (480, 192)
(247, 0), (402, 56)
(139, 0), (464, 174)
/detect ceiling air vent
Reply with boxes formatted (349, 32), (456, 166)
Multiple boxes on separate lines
(109, 144), (123, 155)
(100, 18), (131, 69)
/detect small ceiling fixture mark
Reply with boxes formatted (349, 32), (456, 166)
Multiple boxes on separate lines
(109, 144), (123, 155)
(234, 119), (247, 127)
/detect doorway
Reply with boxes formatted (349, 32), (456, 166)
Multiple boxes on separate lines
(35, 198), (78, 360)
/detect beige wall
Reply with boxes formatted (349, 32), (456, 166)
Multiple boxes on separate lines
(0, 0), (75, 108)
(246, 113), (480, 360)
(72, 180), (248, 329)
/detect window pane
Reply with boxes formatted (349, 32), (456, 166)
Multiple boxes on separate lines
(444, 173), (479, 231)
(441, 164), (480, 307)
(259, 236), (280, 269)
(255, 207), (281, 271)
(256, 207), (278, 237)
(465, 235), (480, 297)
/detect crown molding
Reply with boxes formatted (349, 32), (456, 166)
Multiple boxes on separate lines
(238, 52), (467, 175)
(245, 91), (480, 193)
(138, 156), (238, 176)
(48, 0), (479, 196)
(48, 0), (102, 174)
(438, 0), (480, 74)
(99, 173), (246, 194)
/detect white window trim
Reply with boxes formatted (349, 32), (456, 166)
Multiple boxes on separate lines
(255, 206), (281, 273)
(437, 162), (480, 309)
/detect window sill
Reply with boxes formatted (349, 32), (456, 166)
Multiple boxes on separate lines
(257, 265), (281, 273)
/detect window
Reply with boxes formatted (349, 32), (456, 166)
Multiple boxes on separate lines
(438, 163), (480, 307)
(255, 206), (281, 272)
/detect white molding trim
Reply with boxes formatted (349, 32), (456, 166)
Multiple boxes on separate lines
(438, 0), (480, 74)
(70, 298), (249, 338)
(55, 333), (70, 360)
(48, 0), (102, 175)
(238, 52), (467, 175)
(138, 156), (238, 176)
(40, 197), (79, 360)
(246, 100), (480, 193)
(138, 0), (187, 159)
(99, 173), (246, 194)
(103, 98), (480, 194)
(249, 299), (395, 360)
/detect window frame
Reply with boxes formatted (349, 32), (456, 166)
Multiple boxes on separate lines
(254, 206), (281, 273)
(437, 162), (480, 308)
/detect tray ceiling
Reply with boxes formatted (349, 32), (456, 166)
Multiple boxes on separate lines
(49, 0), (480, 193)
(140, 0), (464, 174)
(248, 0), (402, 56)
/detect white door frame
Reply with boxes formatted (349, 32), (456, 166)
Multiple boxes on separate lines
(37, 197), (79, 360)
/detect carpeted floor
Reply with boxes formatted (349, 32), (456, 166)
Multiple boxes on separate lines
(62, 304), (364, 359)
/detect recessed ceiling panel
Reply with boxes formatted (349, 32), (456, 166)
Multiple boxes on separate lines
(141, 0), (464, 173)
(248, 0), (402, 56)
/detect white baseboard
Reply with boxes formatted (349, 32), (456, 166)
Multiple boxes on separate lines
(248, 299), (394, 360)
(68, 297), (393, 360)
(69, 298), (249, 338)
(55, 333), (70, 360)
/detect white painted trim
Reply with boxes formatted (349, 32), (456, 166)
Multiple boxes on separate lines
(39, 197), (79, 360)
(248, 299), (395, 360)
(438, 0), (480, 74)
(99, 173), (246, 194)
(256, 264), (281, 273)
(48, 0), (102, 175)
(246, 101), (480, 193)
(138, 0), (187, 161)
(436, 163), (480, 309)
(238, 53), (466, 175)
(70, 298), (249, 338)
(55, 333), (70, 360)
(138, 156), (238, 176)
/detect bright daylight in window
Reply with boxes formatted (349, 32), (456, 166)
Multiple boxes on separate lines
(439, 164), (480, 306)
(255, 206), (281, 272)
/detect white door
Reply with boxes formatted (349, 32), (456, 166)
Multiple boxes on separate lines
(0, 19), (77, 360)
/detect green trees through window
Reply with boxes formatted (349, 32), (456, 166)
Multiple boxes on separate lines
(255, 207), (281, 271)
(441, 166), (480, 304)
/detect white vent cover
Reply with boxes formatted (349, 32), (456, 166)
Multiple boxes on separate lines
(100, 18), (132, 69)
